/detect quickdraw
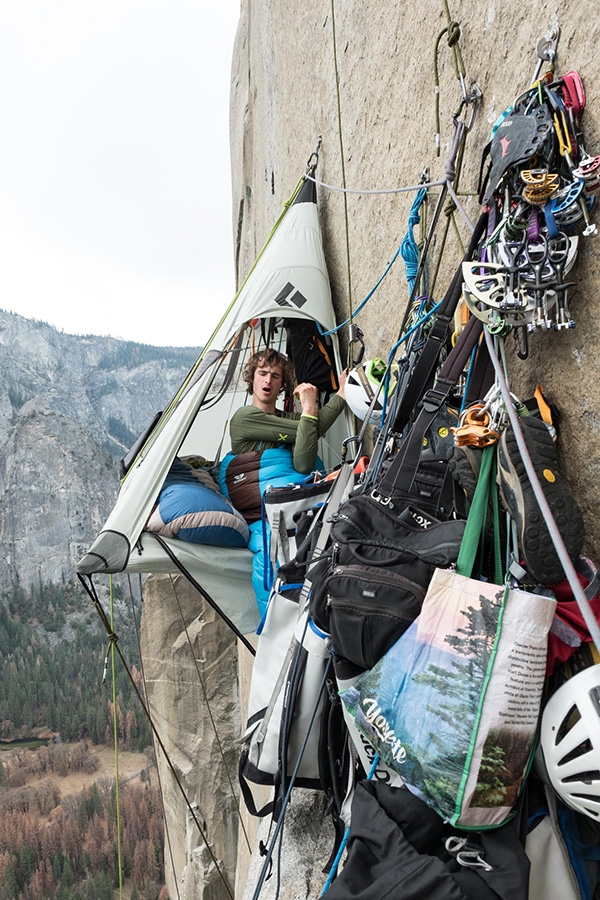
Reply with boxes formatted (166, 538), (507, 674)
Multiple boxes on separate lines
(465, 22), (598, 352)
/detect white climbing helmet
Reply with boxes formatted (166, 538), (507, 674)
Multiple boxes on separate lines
(540, 664), (600, 820)
(345, 358), (398, 425)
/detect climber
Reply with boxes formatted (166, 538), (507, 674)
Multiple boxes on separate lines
(229, 348), (347, 474)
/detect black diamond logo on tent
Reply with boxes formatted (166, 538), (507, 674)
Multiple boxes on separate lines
(273, 282), (308, 309)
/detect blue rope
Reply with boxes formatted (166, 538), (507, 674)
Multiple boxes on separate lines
(319, 753), (381, 896)
(459, 344), (479, 414)
(400, 187), (428, 297)
(319, 247), (403, 336)
(319, 188), (428, 338)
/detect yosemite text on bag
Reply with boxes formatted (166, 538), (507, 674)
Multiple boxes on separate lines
(340, 447), (557, 828)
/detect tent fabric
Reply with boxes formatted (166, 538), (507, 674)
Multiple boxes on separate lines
(126, 533), (260, 635)
(77, 177), (352, 634)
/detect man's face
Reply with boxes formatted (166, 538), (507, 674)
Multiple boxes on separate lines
(252, 362), (283, 409)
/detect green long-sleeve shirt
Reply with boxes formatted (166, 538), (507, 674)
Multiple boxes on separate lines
(229, 394), (346, 474)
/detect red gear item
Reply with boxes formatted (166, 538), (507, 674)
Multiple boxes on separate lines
(545, 557), (600, 674)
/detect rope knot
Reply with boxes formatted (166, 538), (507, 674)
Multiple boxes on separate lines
(444, 197), (457, 217)
(444, 158), (457, 182)
(447, 21), (461, 46)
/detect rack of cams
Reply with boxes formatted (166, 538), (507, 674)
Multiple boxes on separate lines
(462, 67), (599, 349)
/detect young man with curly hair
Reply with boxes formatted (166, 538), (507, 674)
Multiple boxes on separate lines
(230, 348), (347, 474)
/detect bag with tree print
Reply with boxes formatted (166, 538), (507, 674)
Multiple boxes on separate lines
(340, 447), (557, 828)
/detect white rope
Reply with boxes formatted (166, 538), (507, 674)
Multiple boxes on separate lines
(484, 329), (600, 649)
(305, 173), (446, 195)
(446, 179), (475, 232)
(306, 173), (476, 234)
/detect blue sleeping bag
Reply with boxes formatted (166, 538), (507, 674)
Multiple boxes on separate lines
(146, 458), (250, 547)
(219, 447), (323, 616)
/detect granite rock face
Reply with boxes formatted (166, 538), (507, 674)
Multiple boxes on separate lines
(0, 309), (199, 594)
(229, 0), (600, 563)
(226, 2), (600, 897)
(140, 574), (243, 900)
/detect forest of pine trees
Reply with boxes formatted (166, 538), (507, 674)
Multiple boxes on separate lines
(0, 583), (151, 750)
(0, 771), (165, 900)
(0, 581), (164, 898)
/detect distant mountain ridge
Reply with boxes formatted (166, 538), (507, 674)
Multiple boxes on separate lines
(0, 308), (201, 594)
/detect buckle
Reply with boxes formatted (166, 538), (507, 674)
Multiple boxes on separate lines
(421, 388), (448, 414)
(370, 489), (392, 507)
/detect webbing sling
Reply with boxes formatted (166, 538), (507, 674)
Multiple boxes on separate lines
(375, 313), (485, 503)
(390, 211), (488, 434)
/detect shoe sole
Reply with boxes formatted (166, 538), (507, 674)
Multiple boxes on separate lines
(498, 416), (584, 584)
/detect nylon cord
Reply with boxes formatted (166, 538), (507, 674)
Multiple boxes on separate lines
(109, 575), (124, 900)
(79, 574), (236, 900)
(483, 330), (600, 649)
(330, 0), (353, 319)
(127, 574), (182, 900)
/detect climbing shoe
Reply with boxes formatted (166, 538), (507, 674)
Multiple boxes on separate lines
(497, 415), (584, 584)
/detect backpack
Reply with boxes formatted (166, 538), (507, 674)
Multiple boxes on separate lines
(285, 318), (339, 399)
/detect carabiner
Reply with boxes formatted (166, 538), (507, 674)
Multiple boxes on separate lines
(347, 323), (365, 368)
(306, 136), (322, 176)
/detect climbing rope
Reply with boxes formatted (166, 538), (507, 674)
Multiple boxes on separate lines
(168, 573), (253, 854)
(401, 187), (429, 297)
(78, 573), (236, 900)
(484, 330), (600, 649)
(109, 576), (124, 900)
(329, 0), (353, 320)
(305, 173), (446, 195)
(434, 0), (469, 155)
(127, 574), (183, 900)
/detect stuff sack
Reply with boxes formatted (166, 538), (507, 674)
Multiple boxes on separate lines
(239, 578), (332, 811)
(341, 567), (556, 828)
(146, 458), (249, 547)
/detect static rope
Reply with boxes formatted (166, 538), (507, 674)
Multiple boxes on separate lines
(319, 753), (381, 896)
(319, 241), (406, 337)
(250, 654), (334, 900)
(401, 188), (429, 297)
(78, 574), (236, 900)
(330, 0), (353, 318)
(109, 576), (124, 900)
(126, 575), (182, 900)
(306, 173), (446, 195)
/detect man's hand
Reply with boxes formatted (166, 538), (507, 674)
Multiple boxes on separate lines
(336, 368), (348, 400)
(295, 382), (318, 417)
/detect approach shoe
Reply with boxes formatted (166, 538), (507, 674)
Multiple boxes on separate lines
(497, 415), (584, 584)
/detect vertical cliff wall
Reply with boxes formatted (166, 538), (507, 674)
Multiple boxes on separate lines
(230, 0), (600, 554)
(147, 2), (600, 897)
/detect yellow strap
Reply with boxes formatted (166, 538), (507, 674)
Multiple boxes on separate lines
(553, 111), (572, 158)
(109, 575), (124, 899)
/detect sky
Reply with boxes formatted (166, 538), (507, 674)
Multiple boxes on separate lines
(0, 1), (241, 348)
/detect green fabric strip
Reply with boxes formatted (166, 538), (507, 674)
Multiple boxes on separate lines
(455, 444), (494, 577)
(451, 582), (508, 826)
